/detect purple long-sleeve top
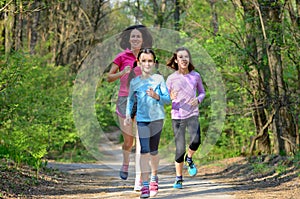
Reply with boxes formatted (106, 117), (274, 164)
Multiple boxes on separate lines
(166, 70), (205, 119)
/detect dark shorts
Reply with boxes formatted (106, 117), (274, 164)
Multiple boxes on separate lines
(137, 120), (163, 155)
(116, 96), (137, 118)
(116, 96), (127, 118)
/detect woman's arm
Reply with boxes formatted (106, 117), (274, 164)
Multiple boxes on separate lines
(107, 63), (130, 82)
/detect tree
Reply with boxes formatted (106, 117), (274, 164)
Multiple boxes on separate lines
(231, 0), (298, 155)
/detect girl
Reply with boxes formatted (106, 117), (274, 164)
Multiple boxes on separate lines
(166, 47), (205, 189)
(107, 25), (153, 191)
(124, 48), (170, 198)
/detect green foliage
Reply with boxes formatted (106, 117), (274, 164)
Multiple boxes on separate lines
(252, 162), (270, 174)
(0, 51), (77, 169)
(95, 77), (120, 131)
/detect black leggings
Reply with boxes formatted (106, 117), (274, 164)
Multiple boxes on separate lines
(172, 116), (201, 163)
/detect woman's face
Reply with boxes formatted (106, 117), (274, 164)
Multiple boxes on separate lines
(139, 53), (155, 75)
(176, 50), (190, 71)
(129, 29), (143, 50)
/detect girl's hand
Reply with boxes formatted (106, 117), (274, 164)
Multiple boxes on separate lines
(170, 89), (178, 100)
(146, 87), (159, 100)
(189, 98), (199, 106)
(124, 115), (132, 126)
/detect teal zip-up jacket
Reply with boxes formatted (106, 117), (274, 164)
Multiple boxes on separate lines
(126, 74), (171, 122)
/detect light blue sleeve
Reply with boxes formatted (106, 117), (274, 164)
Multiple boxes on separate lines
(157, 76), (171, 105)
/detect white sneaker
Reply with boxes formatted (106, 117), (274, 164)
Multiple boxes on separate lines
(134, 179), (142, 191)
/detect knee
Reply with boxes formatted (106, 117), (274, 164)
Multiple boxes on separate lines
(140, 146), (150, 154)
(190, 140), (200, 151)
(150, 150), (158, 155)
(190, 129), (201, 150)
(123, 140), (133, 151)
(175, 152), (185, 163)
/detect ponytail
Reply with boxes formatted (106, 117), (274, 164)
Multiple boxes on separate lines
(127, 59), (138, 88)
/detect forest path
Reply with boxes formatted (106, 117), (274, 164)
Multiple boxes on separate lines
(46, 161), (235, 199)
(45, 130), (235, 198)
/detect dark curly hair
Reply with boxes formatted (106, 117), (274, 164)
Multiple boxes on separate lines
(119, 25), (153, 50)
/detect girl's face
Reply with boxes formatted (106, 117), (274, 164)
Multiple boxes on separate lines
(176, 50), (190, 71)
(139, 53), (155, 75)
(129, 29), (143, 50)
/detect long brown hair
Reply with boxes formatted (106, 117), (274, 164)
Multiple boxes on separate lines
(166, 47), (195, 72)
(127, 48), (159, 88)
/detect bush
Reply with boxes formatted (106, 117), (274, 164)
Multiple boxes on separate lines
(0, 52), (77, 169)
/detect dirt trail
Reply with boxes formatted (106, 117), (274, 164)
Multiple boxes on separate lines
(44, 130), (235, 198)
(46, 161), (235, 199)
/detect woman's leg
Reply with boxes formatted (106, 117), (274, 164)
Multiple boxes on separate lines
(118, 116), (134, 179)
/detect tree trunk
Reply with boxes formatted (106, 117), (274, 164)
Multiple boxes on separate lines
(174, 0), (180, 31)
(257, 0), (297, 155)
(4, 2), (15, 55)
(208, 0), (218, 36)
(239, 0), (271, 155)
(29, 1), (40, 54)
(152, 0), (166, 28)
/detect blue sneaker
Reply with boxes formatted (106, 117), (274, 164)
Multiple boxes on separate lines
(173, 179), (183, 189)
(185, 156), (197, 176)
(120, 170), (128, 180)
(187, 162), (197, 176)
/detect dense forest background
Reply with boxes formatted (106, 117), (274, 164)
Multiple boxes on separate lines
(0, 0), (299, 170)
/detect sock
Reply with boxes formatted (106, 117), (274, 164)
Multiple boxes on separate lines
(142, 181), (149, 188)
(122, 164), (129, 172)
(176, 176), (183, 181)
(150, 175), (158, 182)
(186, 156), (193, 164)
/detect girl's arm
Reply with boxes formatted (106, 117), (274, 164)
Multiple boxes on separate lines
(197, 75), (205, 103)
(158, 78), (171, 105)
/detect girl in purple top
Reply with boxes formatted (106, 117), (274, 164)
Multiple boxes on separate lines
(166, 47), (205, 189)
(107, 25), (153, 190)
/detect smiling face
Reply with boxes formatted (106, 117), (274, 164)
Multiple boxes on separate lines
(139, 53), (155, 76)
(129, 29), (143, 51)
(176, 50), (190, 73)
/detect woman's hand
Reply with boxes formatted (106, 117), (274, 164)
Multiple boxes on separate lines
(124, 115), (132, 126)
(122, 66), (131, 75)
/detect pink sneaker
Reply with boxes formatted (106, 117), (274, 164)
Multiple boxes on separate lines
(150, 181), (158, 197)
(140, 186), (150, 198)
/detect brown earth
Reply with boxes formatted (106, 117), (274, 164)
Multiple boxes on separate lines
(0, 155), (300, 199)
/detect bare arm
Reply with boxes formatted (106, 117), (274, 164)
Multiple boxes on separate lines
(106, 63), (130, 82)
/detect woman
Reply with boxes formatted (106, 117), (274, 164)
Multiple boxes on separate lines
(107, 25), (153, 191)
